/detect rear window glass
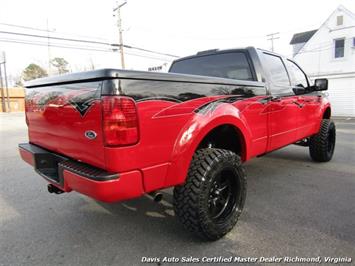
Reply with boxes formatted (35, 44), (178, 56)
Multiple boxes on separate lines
(262, 53), (290, 87)
(169, 52), (254, 81)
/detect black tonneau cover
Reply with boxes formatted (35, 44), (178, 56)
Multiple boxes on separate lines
(25, 69), (264, 89)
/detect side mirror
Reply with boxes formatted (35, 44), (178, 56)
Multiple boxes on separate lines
(314, 78), (328, 91)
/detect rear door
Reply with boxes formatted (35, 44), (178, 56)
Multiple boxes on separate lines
(25, 81), (106, 169)
(261, 52), (303, 151)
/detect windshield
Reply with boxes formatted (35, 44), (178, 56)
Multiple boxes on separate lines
(169, 52), (254, 81)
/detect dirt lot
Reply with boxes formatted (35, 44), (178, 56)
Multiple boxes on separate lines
(1, 113), (354, 265)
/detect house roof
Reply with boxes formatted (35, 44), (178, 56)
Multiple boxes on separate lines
(289, 29), (318, 45)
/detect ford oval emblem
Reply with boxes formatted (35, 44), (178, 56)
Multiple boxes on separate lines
(85, 130), (97, 140)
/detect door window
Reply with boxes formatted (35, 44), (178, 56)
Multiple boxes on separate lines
(285, 60), (309, 88)
(263, 53), (292, 95)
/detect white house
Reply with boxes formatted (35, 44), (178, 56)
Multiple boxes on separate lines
(290, 5), (355, 117)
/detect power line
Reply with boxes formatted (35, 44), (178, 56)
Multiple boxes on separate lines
(125, 51), (174, 61)
(0, 30), (111, 46)
(0, 21), (108, 41)
(1, 21), (327, 56)
(0, 38), (112, 52)
(0, 30), (180, 58)
(285, 36), (355, 58)
(0, 22), (51, 33)
(118, 44), (179, 58)
(0, 38), (175, 61)
(297, 37), (354, 54)
(1, 21), (321, 44)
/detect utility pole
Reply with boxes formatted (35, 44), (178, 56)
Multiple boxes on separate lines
(46, 19), (51, 75)
(113, 1), (127, 69)
(0, 61), (5, 112)
(266, 32), (280, 52)
(2, 52), (10, 112)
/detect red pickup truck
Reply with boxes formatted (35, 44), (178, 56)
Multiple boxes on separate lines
(19, 47), (335, 240)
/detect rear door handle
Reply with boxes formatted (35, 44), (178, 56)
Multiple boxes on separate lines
(258, 96), (281, 104)
(271, 96), (281, 102)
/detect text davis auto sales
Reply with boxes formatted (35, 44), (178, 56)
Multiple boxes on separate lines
(141, 256), (352, 264)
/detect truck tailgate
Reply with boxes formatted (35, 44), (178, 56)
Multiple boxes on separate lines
(25, 81), (106, 169)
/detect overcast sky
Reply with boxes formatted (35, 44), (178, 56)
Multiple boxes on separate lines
(0, 0), (354, 83)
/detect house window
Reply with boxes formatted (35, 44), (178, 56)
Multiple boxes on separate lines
(336, 15), (343, 26)
(334, 39), (345, 58)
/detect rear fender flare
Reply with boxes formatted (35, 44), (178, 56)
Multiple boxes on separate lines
(164, 106), (251, 187)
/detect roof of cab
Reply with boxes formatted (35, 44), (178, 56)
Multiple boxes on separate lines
(171, 47), (254, 64)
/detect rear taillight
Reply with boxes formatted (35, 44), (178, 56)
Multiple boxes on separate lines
(101, 96), (139, 146)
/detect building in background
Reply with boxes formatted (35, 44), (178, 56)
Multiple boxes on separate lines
(290, 5), (355, 117)
(0, 88), (25, 112)
(290, 30), (318, 57)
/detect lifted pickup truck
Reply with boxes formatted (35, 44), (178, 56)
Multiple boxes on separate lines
(19, 47), (335, 240)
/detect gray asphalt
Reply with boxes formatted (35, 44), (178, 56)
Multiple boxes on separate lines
(0, 113), (354, 266)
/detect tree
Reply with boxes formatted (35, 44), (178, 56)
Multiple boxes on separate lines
(15, 78), (23, 88)
(51, 57), (69, 74)
(22, 64), (48, 81)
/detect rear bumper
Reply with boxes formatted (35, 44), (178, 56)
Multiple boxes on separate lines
(18, 143), (144, 202)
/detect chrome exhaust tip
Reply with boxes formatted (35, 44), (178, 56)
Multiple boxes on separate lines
(149, 191), (163, 202)
(47, 184), (64, 194)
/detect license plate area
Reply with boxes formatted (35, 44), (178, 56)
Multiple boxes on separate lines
(19, 143), (119, 187)
(34, 152), (67, 184)
(19, 143), (67, 185)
